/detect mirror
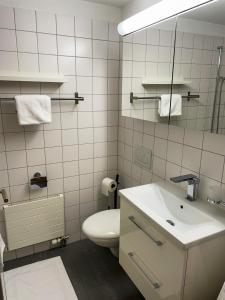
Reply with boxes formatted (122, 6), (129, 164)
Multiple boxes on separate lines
(121, 18), (177, 123)
(170, 0), (225, 134)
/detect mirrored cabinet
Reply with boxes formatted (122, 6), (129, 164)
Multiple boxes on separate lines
(121, 0), (225, 136)
(170, 0), (225, 134)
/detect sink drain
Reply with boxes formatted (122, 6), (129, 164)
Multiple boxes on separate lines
(166, 219), (175, 226)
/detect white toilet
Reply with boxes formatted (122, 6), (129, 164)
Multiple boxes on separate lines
(82, 209), (120, 257)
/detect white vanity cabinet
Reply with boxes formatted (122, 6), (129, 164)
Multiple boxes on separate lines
(119, 196), (225, 300)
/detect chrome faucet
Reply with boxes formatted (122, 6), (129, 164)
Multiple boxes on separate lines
(170, 174), (200, 201)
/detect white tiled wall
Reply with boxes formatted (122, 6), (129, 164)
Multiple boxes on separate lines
(0, 6), (119, 259)
(118, 117), (225, 211)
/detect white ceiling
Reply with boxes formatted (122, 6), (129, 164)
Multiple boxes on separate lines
(81, 0), (132, 7)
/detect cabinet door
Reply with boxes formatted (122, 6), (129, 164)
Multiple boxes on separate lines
(119, 197), (187, 300)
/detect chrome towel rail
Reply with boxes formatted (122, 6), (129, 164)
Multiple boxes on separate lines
(0, 92), (84, 104)
(130, 91), (200, 104)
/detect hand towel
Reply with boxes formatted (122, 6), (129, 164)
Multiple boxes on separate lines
(15, 95), (52, 125)
(158, 94), (182, 117)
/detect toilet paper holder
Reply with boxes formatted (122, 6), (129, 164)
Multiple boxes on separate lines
(30, 172), (48, 188)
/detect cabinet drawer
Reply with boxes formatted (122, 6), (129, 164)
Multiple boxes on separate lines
(120, 248), (161, 300)
(119, 197), (186, 300)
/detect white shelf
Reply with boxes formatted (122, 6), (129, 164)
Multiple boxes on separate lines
(142, 77), (191, 86)
(0, 72), (66, 83)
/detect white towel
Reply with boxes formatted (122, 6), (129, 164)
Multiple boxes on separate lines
(15, 95), (52, 125)
(158, 94), (182, 117)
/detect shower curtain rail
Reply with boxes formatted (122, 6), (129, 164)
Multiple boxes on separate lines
(130, 92), (200, 103)
(0, 92), (84, 104)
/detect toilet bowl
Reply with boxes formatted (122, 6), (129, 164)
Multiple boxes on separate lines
(82, 209), (120, 256)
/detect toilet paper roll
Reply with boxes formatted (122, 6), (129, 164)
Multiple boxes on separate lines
(101, 177), (117, 196)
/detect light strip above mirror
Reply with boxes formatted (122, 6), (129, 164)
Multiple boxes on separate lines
(117, 0), (217, 36)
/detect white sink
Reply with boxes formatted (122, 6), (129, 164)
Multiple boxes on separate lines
(119, 181), (225, 248)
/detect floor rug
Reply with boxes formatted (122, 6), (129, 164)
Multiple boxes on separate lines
(2, 256), (78, 300)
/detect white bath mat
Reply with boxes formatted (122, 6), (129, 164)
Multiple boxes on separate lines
(2, 256), (78, 300)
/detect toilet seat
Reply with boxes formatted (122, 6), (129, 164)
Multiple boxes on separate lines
(82, 209), (120, 240)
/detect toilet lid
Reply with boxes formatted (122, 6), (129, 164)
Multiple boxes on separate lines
(82, 209), (120, 239)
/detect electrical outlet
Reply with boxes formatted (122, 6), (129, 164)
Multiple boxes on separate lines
(134, 145), (152, 170)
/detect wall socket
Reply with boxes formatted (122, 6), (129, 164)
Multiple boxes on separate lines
(134, 145), (152, 170)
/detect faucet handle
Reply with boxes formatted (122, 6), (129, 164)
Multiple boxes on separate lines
(170, 174), (199, 184)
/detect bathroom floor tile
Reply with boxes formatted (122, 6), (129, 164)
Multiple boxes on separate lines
(5, 239), (144, 300)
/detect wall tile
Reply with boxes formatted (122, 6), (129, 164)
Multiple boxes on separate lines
(8, 167), (28, 186)
(93, 20), (108, 40)
(203, 132), (225, 155)
(0, 52), (18, 71)
(0, 152), (7, 170)
(38, 33), (57, 55)
(45, 147), (62, 164)
(0, 6), (15, 29)
(0, 29), (17, 51)
(108, 42), (119, 60)
(76, 38), (92, 57)
(61, 112), (77, 129)
(10, 184), (29, 203)
(63, 161), (78, 177)
(79, 144), (93, 160)
(57, 35), (75, 56)
(57, 14), (74, 36)
(78, 112), (93, 128)
(18, 53), (39, 72)
(25, 131), (44, 149)
(154, 137), (167, 159)
(79, 159), (93, 174)
(15, 8), (36, 31)
(7, 150), (27, 169)
(17, 31), (37, 53)
(184, 128), (203, 149)
(62, 129), (78, 146)
(5, 133), (25, 151)
(200, 151), (224, 181)
(109, 23), (119, 42)
(64, 176), (79, 192)
(93, 40), (108, 59)
(39, 55), (58, 73)
(58, 56), (75, 75)
(63, 145), (78, 162)
(0, 170), (9, 188)
(78, 128), (94, 145)
(167, 141), (183, 165)
(46, 163), (63, 180)
(27, 148), (45, 166)
(36, 11), (56, 34)
(44, 130), (61, 147)
(182, 145), (201, 173)
(75, 18), (92, 38)
(76, 58), (92, 76)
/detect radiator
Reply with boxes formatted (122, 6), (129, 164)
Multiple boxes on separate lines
(4, 194), (65, 251)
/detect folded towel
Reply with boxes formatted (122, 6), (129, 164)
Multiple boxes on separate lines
(15, 95), (52, 125)
(158, 94), (182, 117)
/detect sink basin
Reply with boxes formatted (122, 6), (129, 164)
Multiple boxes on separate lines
(119, 182), (225, 248)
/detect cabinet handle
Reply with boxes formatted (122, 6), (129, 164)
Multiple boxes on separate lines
(128, 216), (163, 246)
(128, 252), (161, 289)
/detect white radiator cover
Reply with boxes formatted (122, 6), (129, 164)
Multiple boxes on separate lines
(4, 194), (65, 251)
